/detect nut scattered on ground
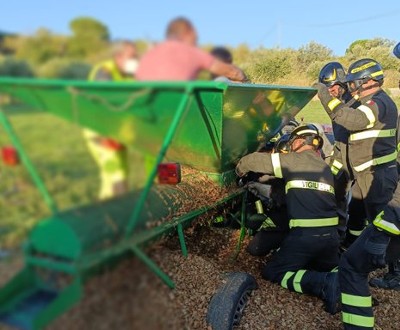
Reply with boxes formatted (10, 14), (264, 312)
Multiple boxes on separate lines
(1, 225), (400, 330)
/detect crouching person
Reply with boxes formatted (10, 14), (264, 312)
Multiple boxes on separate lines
(236, 124), (341, 314)
(242, 134), (291, 256)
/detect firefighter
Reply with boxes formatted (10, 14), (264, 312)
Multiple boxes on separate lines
(368, 46), (400, 290)
(315, 58), (399, 291)
(339, 184), (400, 329)
(243, 134), (290, 256)
(83, 41), (138, 200)
(236, 124), (340, 314)
(318, 62), (362, 246)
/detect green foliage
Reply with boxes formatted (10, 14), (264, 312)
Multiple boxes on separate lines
(0, 56), (34, 77)
(1, 17), (400, 86)
(37, 58), (91, 79)
(67, 17), (110, 58)
(297, 41), (333, 71)
(69, 17), (110, 41)
(243, 48), (293, 83)
(344, 38), (400, 74)
(346, 38), (394, 55)
(232, 43), (251, 65)
(9, 28), (66, 65)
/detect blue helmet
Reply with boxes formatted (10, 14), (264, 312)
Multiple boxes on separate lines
(319, 62), (346, 88)
(394, 42), (400, 59)
(289, 124), (323, 151)
(345, 58), (384, 92)
(274, 133), (291, 153)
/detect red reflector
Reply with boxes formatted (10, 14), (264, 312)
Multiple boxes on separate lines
(1, 146), (20, 166)
(157, 163), (181, 184)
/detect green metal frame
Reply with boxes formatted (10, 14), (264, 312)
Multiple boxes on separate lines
(125, 85), (194, 237)
(0, 109), (58, 214)
(0, 78), (317, 329)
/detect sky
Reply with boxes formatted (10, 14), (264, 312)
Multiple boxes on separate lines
(1, 0), (400, 56)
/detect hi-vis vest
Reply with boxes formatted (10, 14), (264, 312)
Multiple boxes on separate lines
(84, 60), (132, 143)
(88, 60), (130, 82)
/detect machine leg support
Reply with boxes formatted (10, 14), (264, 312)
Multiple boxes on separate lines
(131, 245), (175, 289)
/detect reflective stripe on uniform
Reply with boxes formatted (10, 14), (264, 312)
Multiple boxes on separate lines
(285, 180), (335, 194)
(341, 293), (372, 308)
(289, 217), (338, 228)
(353, 150), (397, 172)
(349, 229), (364, 237)
(342, 312), (374, 328)
(328, 98), (342, 111)
(357, 104), (376, 129)
(373, 211), (400, 235)
(330, 159), (343, 175)
(271, 153), (283, 178)
(293, 270), (306, 293)
(259, 217), (277, 229)
(349, 128), (396, 141)
(281, 271), (295, 289)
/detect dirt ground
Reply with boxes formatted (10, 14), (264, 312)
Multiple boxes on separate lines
(1, 225), (400, 330)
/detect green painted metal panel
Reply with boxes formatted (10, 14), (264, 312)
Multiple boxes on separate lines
(0, 78), (316, 174)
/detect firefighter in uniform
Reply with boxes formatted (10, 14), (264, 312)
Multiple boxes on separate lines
(315, 58), (399, 325)
(318, 62), (359, 243)
(339, 184), (400, 329)
(83, 41), (138, 200)
(236, 124), (340, 314)
(368, 44), (400, 290)
(316, 59), (399, 293)
(243, 134), (291, 256)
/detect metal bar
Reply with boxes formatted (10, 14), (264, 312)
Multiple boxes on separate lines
(177, 223), (188, 257)
(232, 191), (248, 260)
(131, 245), (175, 289)
(26, 256), (76, 275)
(0, 109), (58, 214)
(125, 86), (193, 237)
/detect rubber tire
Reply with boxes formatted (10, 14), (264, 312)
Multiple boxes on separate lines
(206, 272), (258, 330)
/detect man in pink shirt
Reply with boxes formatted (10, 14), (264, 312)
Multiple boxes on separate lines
(136, 17), (246, 82)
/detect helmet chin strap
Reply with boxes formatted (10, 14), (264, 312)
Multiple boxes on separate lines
(354, 79), (379, 95)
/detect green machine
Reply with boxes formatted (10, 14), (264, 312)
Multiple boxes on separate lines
(0, 78), (316, 329)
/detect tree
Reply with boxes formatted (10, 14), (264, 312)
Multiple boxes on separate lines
(67, 17), (110, 58)
(243, 48), (293, 83)
(0, 56), (35, 77)
(297, 42), (333, 72)
(3, 29), (66, 65)
(344, 38), (399, 72)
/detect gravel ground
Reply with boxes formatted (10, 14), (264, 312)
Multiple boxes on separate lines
(1, 225), (400, 330)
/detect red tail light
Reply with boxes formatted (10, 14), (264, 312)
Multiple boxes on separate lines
(157, 163), (181, 184)
(1, 146), (20, 166)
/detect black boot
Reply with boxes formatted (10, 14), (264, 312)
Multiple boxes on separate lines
(321, 272), (341, 314)
(300, 271), (340, 315)
(369, 260), (400, 290)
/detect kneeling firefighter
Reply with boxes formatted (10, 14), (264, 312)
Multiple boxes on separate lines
(236, 124), (341, 314)
(242, 134), (291, 256)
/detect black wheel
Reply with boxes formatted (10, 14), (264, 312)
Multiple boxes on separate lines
(206, 272), (257, 330)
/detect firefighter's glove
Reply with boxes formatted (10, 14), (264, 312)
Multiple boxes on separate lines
(236, 152), (270, 177)
(247, 182), (271, 203)
(313, 82), (343, 116)
(363, 224), (391, 269)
